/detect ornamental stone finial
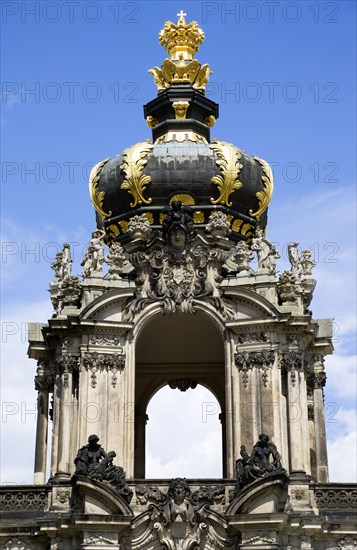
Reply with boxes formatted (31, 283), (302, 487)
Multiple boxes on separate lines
(232, 240), (254, 275)
(106, 242), (128, 279)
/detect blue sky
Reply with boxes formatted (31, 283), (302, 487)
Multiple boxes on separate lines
(1, 0), (356, 483)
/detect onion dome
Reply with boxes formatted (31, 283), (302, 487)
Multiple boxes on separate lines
(89, 12), (273, 245)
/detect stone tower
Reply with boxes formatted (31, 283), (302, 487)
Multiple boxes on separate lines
(1, 13), (356, 550)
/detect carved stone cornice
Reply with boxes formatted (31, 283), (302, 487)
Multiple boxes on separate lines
(279, 351), (303, 387)
(82, 352), (125, 388)
(234, 350), (275, 388)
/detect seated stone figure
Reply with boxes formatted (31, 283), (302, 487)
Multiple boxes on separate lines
(235, 434), (285, 493)
(74, 435), (132, 503)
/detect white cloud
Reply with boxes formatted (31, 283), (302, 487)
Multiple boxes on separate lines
(146, 386), (222, 478)
(325, 355), (357, 399)
(328, 431), (357, 483)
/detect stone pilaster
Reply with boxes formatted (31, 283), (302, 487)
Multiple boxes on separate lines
(55, 354), (79, 477)
(280, 352), (306, 473)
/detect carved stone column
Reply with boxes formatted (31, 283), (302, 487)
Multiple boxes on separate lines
(34, 360), (53, 484)
(312, 355), (328, 482)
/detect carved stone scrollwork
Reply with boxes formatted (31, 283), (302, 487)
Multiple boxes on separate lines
(83, 533), (117, 545)
(279, 352), (303, 387)
(56, 355), (79, 389)
(235, 350), (275, 388)
(82, 352), (125, 388)
(89, 334), (121, 346)
(123, 201), (236, 322)
(136, 485), (167, 505)
(237, 332), (269, 344)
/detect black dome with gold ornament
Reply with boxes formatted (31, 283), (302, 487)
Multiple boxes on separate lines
(89, 12), (273, 245)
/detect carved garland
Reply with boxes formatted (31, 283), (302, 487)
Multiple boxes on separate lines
(82, 352), (125, 388)
(235, 350), (275, 388)
(89, 158), (112, 219)
(120, 142), (154, 207)
(209, 141), (243, 206)
(56, 355), (79, 388)
(279, 352), (304, 387)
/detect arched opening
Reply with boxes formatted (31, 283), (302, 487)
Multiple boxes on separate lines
(134, 310), (226, 478)
(146, 384), (222, 478)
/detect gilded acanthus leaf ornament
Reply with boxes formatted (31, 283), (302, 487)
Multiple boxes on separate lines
(89, 158), (112, 219)
(210, 141), (243, 206)
(249, 156), (274, 220)
(120, 142), (154, 208)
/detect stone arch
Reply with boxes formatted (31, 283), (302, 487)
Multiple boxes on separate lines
(133, 308), (226, 478)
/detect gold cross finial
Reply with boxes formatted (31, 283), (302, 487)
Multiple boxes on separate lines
(177, 10), (187, 20)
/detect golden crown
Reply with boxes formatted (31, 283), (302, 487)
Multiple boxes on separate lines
(158, 11), (205, 61)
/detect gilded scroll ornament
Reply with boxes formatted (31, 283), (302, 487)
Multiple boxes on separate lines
(120, 142), (154, 208)
(89, 158), (112, 219)
(210, 141), (243, 207)
(249, 156), (274, 220)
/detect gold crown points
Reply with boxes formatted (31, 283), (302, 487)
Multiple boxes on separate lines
(159, 11), (205, 60)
